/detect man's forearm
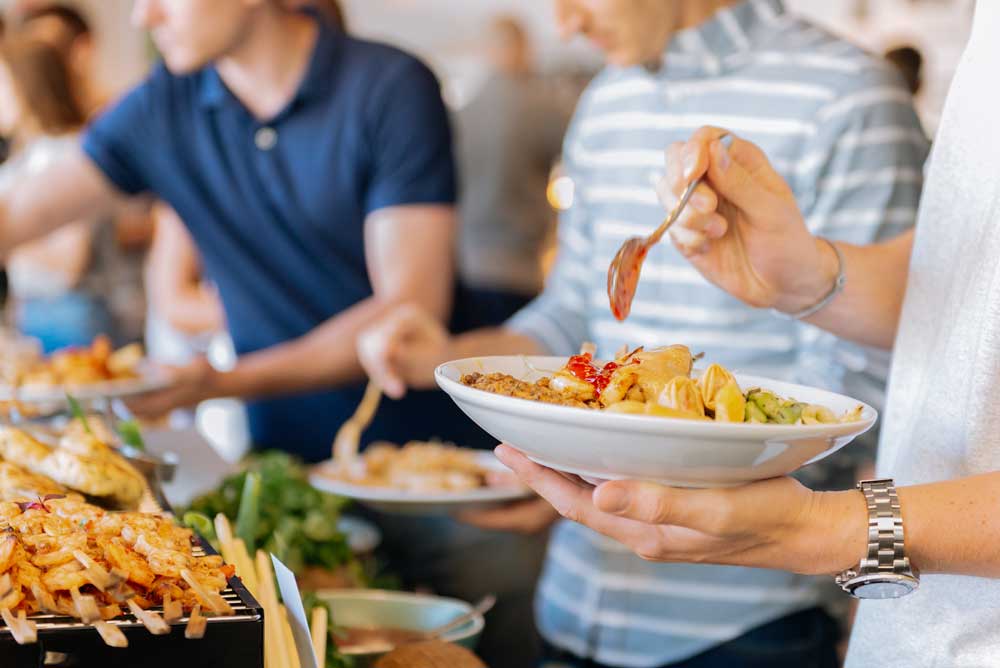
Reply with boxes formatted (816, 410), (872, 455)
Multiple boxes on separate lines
(213, 296), (393, 400)
(801, 230), (914, 349)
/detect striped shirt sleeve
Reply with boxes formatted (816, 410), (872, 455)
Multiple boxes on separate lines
(506, 128), (592, 355)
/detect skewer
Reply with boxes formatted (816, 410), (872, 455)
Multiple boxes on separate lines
(0, 573), (12, 600)
(185, 604), (207, 639)
(73, 550), (114, 591)
(256, 550), (291, 668)
(30, 583), (58, 613)
(180, 569), (233, 616)
(93, 620), (128, 648)
(69, 586), (100, 624)
(127, 599), (169, 635)
(281, 606), (301, 668)
(1, 607), (37, 645)
(231, 538), (259, 596)
(162, 592), (182, 623)
(310, 605), (327, 668)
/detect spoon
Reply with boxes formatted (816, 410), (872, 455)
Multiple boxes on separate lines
(607, 133), (733, 321)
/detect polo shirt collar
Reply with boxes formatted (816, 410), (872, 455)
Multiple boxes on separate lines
(664, 0), (786, 74)
(198, 12), (341, 111)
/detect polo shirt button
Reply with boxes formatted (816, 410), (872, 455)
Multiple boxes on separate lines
(255, 126), (278, 150)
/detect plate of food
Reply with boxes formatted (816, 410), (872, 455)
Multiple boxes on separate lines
(310, 441), (533, 515)
(435, 345), (876, 487)
(0, 336), (170, 403)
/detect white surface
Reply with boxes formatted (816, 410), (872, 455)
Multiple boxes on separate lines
(846, 2), (1000, 666)
(436, 356), (876, 487)
(309, 451), (533, 515)
(273, 555), (319, 668)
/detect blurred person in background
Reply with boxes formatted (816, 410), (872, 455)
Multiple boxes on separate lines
(0, 36), (123, 351)
(0, 2), (540, 666)
(453, 15), (570, 325)
(144, 202), (225, 366)
(16, 2), (107, 116)
(358, 1), (929, 666)
(17, 2), (150, 346)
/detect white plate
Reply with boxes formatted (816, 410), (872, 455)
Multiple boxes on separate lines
(435, 356), (877, 488)
(0, 371), (171, 404)
(309, 451), (533, 515)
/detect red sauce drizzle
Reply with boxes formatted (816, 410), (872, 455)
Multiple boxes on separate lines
(565, 352), (640, 399)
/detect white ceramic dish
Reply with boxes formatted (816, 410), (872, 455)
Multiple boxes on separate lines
(309, 451), (533, 515)
(0, 371), (171, 404)
(435, 356), (877, 488)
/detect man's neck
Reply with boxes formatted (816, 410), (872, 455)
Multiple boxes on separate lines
(642, 0), (742, 70)
(677, 0), (742, 32)
(215, 8), (318, 121)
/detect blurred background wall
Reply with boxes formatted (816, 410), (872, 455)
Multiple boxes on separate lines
(1, 0), (977, 134)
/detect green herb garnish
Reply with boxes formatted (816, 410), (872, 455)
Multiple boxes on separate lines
(65, 393), (93, 436)
(116, 419), (146, 451)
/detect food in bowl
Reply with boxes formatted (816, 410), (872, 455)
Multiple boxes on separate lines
(461, 345), (862, 425)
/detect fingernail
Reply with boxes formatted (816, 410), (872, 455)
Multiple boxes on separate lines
(713, 140), (731, 171)
(682, 149), (699, 180)
(690, 192), (712, 212)
(595, 484), (629, 514)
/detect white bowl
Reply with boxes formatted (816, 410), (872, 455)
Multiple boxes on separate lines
(435, 356), (877, 488)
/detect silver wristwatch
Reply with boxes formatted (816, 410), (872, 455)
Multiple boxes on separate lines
(835, 478), (919, 599)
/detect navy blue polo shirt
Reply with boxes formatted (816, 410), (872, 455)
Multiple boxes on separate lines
(83, 18), (492, 461)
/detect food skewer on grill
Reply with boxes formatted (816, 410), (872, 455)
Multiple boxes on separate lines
(162, 591), (183, 623)
(127, 599), (169, 635)
(185, 604), (207, 640)
(0, 495), (237, 645)
(0, 606), (36, 645)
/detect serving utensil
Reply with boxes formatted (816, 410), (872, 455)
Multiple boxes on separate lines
(607, 134), (733, 321)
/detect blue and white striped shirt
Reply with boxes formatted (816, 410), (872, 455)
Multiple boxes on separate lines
(506, 1), (929, 665)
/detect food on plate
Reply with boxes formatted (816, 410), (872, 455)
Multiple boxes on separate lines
(9, 336), (144, 390)
(461, 346), (863, 425)
(0, 495), (233, 644)
(327, 441), (503, 493)
(0, 418), (145, 507)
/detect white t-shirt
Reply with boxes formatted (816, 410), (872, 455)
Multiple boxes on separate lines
(846, 2), (1000, 665)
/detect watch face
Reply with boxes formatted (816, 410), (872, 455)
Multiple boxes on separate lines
(854, 579), (916, 599)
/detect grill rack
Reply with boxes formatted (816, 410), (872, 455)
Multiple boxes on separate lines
(0, 468), (264, 667)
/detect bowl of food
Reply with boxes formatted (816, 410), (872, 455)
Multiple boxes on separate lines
(315, 589), (485, 666)
(310, 441), (532, 515)
(435, 346), (876, 487)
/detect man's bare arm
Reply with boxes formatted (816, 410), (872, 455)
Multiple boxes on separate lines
(214, 203), (457, 398)
(0, 146), (126, 258)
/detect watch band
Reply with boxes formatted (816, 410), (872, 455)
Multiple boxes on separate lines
(857, 478), (911, 575)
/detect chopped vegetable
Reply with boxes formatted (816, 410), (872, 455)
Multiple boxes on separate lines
(185, 451), (353, 574)
(116, 419), (146, 451)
